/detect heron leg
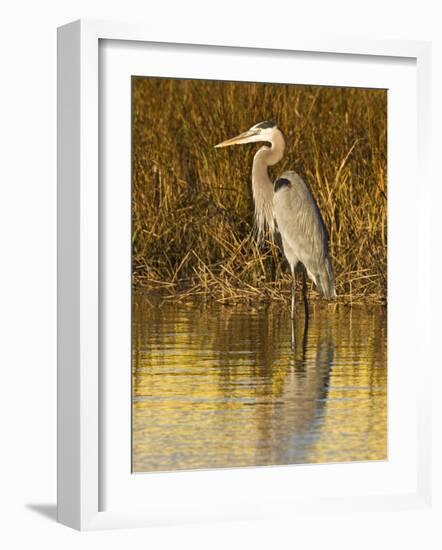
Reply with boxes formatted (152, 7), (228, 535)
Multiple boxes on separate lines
(291, 268), (296, 321)
(291, 267), (296, 351)
(302, 268), (309, 322)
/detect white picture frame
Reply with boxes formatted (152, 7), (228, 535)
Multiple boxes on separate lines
(57, 19), (433, 531)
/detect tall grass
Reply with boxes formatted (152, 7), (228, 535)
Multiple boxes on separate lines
(132, 78), (387, 304)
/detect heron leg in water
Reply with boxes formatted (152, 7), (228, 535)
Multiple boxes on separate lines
(292, 268), (310, 351)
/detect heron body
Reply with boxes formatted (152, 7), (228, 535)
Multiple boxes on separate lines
(215, 121), (336, 323)
(273, 171), (335, 300)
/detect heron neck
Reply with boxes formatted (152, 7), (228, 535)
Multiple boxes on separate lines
(251, 131), (285, 239)
(254, 130), (285, 168)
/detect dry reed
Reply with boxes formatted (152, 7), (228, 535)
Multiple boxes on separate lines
(132, 78), (387, 304)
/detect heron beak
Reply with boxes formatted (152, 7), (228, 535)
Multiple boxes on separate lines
(214, 130), (258, 148)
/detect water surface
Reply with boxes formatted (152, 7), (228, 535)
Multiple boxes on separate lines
(132, 296), (387, 472)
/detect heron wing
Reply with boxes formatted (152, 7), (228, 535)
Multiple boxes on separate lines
(273, 171), (335, 297)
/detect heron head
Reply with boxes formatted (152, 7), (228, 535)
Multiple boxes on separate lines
(214, 120), (278, 148)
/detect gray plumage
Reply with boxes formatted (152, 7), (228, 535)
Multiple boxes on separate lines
(273, 171), (335, 299)
(215, 121), (336, 322)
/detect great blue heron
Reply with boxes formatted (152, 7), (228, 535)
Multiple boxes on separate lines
(215, 120), (336, 322)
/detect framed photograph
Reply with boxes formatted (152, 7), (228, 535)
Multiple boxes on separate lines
(57, 19), (433, 530)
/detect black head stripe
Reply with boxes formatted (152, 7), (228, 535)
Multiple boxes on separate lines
(274, 177), (291, 192)
(255, 120), (276, 129)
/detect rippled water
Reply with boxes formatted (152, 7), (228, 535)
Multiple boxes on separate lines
(132, 295), (387, 472)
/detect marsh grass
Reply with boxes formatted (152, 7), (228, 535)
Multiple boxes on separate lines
(132, 78), (387, 304)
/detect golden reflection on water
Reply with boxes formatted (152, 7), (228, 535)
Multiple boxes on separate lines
(132, 296), (387, 472)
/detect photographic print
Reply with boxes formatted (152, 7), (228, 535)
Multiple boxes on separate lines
(131, 77), (387, 473)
